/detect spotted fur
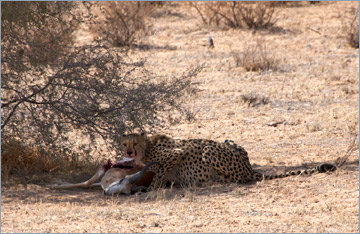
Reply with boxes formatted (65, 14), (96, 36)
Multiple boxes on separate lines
(120, 133), (336, 190)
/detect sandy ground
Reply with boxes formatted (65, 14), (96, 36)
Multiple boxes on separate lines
(1, 2), (359, 233)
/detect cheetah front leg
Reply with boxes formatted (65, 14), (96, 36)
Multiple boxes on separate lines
(147, 163), (169, 190)
(147, 148), (185, 191)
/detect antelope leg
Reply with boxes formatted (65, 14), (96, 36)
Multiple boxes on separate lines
(50, 168), (105, 190)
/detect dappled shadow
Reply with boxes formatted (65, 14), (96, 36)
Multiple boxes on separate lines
(335, 159), (359, 172)
(2, 159), (357, 205)
(130, 43), (178, 51)
(1, 180), (255, 205)
(130, 181), (259, 203)
(1, 184), (133, 206)
(254, 159), (359, 174)
(135, 159), (358, 202)
(253, 26), (300, 36)
(267, 26), (299, 35)
(152, 10), (185, 19)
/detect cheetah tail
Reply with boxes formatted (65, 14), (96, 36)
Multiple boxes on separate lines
(253, 163), (336, 181)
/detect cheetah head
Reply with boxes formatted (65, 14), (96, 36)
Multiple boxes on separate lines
(120, 132), (148, 164)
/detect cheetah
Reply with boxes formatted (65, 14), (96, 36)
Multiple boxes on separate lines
(120, 133), (336, 190)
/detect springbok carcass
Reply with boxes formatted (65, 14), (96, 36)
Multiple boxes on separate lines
(50, 158), (157, 195)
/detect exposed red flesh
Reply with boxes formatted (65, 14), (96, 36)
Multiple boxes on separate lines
(102, 158), (138, 172)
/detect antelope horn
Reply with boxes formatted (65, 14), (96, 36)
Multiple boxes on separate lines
(127, 161), (159, 184)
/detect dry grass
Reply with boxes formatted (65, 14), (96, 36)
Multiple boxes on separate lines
(338, 4), (359, 48)
(238, 2), (278, 30)
(1, 136), (100, 186)
(1, 139), (57, 182)
(345, 6), (359, 48)
(189, 2), (277, 29)
(233, 38), (280, 71)
(240, 92), (270, 107)
(1, 1), (359, 233)
(88, 2), (154, 47)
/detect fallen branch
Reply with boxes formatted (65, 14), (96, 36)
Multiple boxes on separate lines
(335, 134), (359, 168)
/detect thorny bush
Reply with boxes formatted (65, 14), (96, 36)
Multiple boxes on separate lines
(1, 1), (79, 70)
(190, 2), (278, 29)
(1, 2), (202, 178)
(88, 1), (154, 47)
(344, 6), (359, 48)
(2, 44), (201, 167)
(233, 38), (279, 72)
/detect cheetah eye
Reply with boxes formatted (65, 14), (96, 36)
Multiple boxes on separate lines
(123, 143), (127, 147)
(134, 142), (138, 146)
